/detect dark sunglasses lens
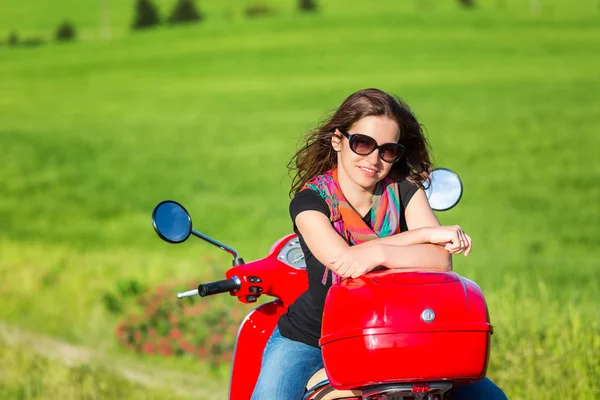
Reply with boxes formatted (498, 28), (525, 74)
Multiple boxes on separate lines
(350, 135), (377, 155)
(380, 144), (405, 162)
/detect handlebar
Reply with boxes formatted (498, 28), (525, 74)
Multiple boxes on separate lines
(199, 278), (240, 297)
(177, 276), (241, 299)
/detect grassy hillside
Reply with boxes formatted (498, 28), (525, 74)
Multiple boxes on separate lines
(1, 2), (599, 399)
(2, 0), (599, 38)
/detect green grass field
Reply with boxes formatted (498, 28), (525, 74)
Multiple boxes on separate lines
(1, 1), (599, 398)
(0, 336), (188, 400)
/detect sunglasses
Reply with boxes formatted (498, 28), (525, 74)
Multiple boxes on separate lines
(338, 128), (405, 163)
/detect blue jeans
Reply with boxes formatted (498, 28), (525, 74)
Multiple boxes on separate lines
(251, 326), (507, 400)
(251, 326), (325, 400)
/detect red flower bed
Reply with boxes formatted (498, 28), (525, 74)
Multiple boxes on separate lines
(116, 281), (252, 365)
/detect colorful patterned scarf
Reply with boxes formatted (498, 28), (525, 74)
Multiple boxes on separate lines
(302, 168), (401, 284)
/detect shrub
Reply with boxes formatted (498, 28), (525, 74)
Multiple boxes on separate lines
(116, 281), (252, 365)
(55, 20), (76, 42)
(298, 0), (318, 12)
(22, 38), (44, 47)
(168, 0), (203, 25)
(4, 31), (44, 48)
(103, 279), (146, 315)
(245, 1), (274, 18)
(457, 0), (476, 8)
(102, 292), (123, 314)
(7, 31), (18, 46)
(132, 0), (161, 30)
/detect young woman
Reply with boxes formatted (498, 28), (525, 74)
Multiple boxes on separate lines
(251, 89), (506, 400)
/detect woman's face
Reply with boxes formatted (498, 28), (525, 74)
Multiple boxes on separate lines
(332, 115), (400, 193)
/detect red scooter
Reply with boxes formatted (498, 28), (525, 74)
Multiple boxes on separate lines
(152, 169), (493, 400)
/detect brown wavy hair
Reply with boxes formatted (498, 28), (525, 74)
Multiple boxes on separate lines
(288, 88), (433, 196)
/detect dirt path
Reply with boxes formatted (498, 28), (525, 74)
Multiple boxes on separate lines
(0, 322), (227, 399)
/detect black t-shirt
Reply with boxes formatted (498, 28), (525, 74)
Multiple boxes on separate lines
(277, 179), (419, 348)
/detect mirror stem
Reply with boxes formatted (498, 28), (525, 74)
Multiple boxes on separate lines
(191, 229), (240, 259)
(232, 257), (245, 266)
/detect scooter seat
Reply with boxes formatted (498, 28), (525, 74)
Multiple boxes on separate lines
(306, 368), (362, 399)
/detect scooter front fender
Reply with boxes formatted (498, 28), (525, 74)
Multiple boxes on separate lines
(229, 300), (287, 400)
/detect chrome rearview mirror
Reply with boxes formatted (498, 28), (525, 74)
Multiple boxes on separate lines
(152, 200), (192, 243)
(424, 168), (463, 211)
(151, 200), (245, 266)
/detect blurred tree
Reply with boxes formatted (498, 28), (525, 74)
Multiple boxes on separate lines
(55, 20), (77, 42)
(168, 0), (204, 24)
(7, 31), (19, 46)
(132, 0), (161, 30)
(298, 0), (318, 12)
(458, 0), (475, 7)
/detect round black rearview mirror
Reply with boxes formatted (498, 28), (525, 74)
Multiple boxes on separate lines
(424, 168), (463, 211)
(152, 200), (192, 243)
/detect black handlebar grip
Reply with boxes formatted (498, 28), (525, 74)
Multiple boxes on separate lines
(198, 279), (239, 297)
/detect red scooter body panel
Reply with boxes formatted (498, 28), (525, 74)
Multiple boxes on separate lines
(320, 270), (492, 390)
(226, 234), (308, 306)
(228, 300), (287, 400)
(226, 234), (309, 399)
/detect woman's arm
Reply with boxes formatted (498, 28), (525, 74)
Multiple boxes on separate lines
(295, 211), (397, 277)
(364, 189), (471, 254)
(331, 189), (471, 278)
(376, 189), (452, 272)
(295, 210), (350, 266)
(298, 189), (471, 279)
(380, 243), (451, 271)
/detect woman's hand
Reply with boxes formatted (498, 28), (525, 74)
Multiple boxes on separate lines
(426, 225), (472, 256)
(328, 244), (386, 279)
